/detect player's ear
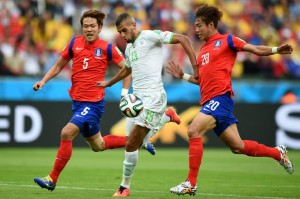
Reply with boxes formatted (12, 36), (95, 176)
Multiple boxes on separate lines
(98, 24), (103, 32)
(208, 21), (215, 30)
(132, 21), (137, 28)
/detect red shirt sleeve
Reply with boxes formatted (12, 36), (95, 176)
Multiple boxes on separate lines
(231, 34), (246, 51)
(61, 40), (72, 61)
(110, 45), (125, 64)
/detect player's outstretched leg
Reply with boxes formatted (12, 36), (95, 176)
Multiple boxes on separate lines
(170, 179), (197, 196)
(112, 185), (130, 197)
(141, 141), (156, 155)
(34, 175), (56, 191)
(276, 145), (294, 174)
(165, 107), (181, 124)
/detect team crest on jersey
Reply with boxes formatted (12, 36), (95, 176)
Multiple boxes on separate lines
(213, 40), (222, 50)
(94, 48), (102, 57)
(214, 40), (222, 47)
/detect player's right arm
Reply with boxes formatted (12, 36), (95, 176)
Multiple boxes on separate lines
(170, 33), (198, 79)
(167, 60), (199, 85)
(33, 57), (69, 91)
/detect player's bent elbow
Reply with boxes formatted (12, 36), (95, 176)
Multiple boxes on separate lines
(174, 34), (190, 44)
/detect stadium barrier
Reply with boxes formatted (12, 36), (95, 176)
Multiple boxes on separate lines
(0, 101), (299, 149)
(0, 77), (300, 103)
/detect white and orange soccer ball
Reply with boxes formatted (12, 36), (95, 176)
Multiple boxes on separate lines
(119, 94), (144, 118)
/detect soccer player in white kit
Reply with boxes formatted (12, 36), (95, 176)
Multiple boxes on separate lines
(97, 13), (198, 197)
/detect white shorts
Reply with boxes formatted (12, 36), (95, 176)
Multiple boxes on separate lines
(125, 89), (167, 136)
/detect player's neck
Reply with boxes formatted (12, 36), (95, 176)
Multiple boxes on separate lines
(206, 31), (219, 41)
(133, 30), (141, 42)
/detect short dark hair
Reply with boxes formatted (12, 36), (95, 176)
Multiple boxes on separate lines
(80, 9), (105, 27)
(116, 13), (131, 27)
(195, 4), (223, 28)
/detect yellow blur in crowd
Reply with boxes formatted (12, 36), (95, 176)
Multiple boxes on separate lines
(0, 0), (299, 79)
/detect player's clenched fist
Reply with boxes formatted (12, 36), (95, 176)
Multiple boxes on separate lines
(33, 81), (45, 91)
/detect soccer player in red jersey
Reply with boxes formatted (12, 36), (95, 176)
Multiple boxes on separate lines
(167, 4), (294, 196)
(32, 10), (132, 191)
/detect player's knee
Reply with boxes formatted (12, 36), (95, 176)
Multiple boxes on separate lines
(86, 139), (105, 152)
(90, 142), (105, 152)
(90, 146), (104, 152)
(187, 130), (196, 138)
(125, 141), (139, 152)
(61, 128), (74, 140)
(91, 147), (101, 152)
(229, 145), (243, 154)
(187, 127), (206, 138)
(89, 147), (97, 152)
(98, 143), (106, 151)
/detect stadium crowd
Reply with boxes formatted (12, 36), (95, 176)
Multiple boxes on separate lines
(0, 0), (299, 81)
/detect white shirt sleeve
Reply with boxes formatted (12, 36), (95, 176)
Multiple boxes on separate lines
(151, 30), (174, 44)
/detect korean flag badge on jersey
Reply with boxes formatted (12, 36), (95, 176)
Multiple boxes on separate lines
(214, 40), (222, 47)
(213, 40), (222, 50)
(94, 48), (102, 57)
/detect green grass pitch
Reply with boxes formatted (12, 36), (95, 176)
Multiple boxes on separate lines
(0, 147), (299, 199)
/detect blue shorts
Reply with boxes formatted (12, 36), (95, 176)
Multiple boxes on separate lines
(70, 100), (105, 137)
(200, 93), (238, 136)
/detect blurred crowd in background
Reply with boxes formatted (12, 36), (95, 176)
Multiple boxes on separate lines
(0, 0), (299, 82)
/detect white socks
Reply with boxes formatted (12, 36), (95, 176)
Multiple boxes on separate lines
(160, 113), (170, 125)
(121, 150), (138, 189)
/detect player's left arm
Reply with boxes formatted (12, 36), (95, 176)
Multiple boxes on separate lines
(97, 64), (132, 88)
(170, 33), (198, 79)
(242, 43), (293, 56)
(116, 60), (131, 97)
(167, 60), (199, 85)
(110, 46), (131, 95)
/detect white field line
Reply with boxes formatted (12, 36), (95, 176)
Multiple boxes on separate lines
(0, 182), (298, 199)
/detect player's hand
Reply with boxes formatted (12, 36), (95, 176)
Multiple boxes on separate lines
(278, 44), (293, 54)
(33, 81), (45, 91)
(167, 60), (184, 79)
(96, 81), (109, 88)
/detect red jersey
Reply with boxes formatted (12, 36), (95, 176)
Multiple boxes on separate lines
(197, 33), (246, 104)
(61, 36), (124, 102)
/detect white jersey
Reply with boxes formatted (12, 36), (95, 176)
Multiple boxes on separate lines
(124, 30), (174, 92)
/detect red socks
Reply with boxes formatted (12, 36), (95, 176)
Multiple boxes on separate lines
(49, 140), (72, 184)
(185, 139), (280, 187)
(48, 135), (126, 184)
(187, 137), (203, 187)
(103, 135), (126, 150)
(243, 140), (281, 161)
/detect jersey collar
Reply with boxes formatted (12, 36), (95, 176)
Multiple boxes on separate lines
(207, 32), (220, 42)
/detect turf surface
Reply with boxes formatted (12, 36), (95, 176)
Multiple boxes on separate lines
(0, 147), (299, 199)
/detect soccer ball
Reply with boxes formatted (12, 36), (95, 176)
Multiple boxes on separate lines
(119, 94), (144, 118)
